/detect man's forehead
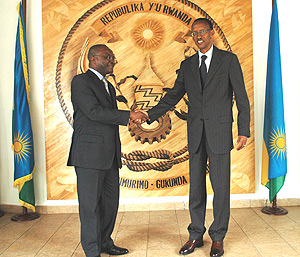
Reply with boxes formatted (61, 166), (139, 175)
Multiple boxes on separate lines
(192, 21), (210, 29)
(96, 46), (112, 54)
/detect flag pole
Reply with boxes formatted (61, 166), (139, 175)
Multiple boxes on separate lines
(22, 0), (26, 26)
(11, 0), (39, 222)
(261, 195), (288, 215)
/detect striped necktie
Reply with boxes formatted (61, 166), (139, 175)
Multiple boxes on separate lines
(102, 77), (110, 95)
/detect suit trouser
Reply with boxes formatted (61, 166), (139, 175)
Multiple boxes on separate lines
(75, 161), (119, 257)
(188, 127), (231, 242)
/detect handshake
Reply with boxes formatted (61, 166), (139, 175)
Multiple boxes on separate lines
(129, 109), (150, 124)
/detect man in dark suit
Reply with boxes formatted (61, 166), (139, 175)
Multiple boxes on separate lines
(67, 44), (146, 257)
(144, 18), (250, 256)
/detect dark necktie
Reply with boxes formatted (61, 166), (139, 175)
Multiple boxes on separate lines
(200, 55), (208, 86)
(102, 77), (110, 95)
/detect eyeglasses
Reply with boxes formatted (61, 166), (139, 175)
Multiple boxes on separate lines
(93, 55), (117, 63)
(191, 29), (211, 37)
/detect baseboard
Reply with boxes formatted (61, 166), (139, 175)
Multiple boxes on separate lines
(1, 198), (299, 214)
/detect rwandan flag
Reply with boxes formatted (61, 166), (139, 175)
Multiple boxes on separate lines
(12, 2), (36, 212)
(261, 0), (287, 203)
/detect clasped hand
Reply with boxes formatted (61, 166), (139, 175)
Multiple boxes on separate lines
(235, 135), (247, 151)
(129, 109), (149, 124)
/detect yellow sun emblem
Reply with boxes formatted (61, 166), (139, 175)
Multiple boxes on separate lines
(132, 20), (164, 50)
(269, 127), (286, 160)
(14, 131), (32, 163)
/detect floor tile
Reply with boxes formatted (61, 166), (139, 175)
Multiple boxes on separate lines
(114, 232), (148, 251)
(225, 240), (262, 257)
(72, 242), (84, 256)
(3, 237), (47, 254)
(0, 240), (13, 255)
(0, 223), (32, 241)
(149, 210), (177, 224)
(35, 253), (73, 257)
(0, 214), (13, 229)
(37, 232), (80, 255)
(147, 248), (183, 256)
(227, 217), (243, 233)
(117, 224), (148, 236)
(232, 215), (270, 232)
(292, 244), (300, 254)
(0, 206), (298, 256)
(120, 250), (147, 256)
(176, 216), (190, 225)
(120, 211), (149, 225)
(1, 253), (36, 257)
(284, 206), (300, 223)
(148, 234), (181, 250)
(148, 222), (180, 236)
(276, 229), (300, 244)
(252, 208), (300, 230)
(255, 242), (300, 257)
(225, 231), (248, 242)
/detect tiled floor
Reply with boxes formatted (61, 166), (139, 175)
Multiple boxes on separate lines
(0, 206), (300, 256)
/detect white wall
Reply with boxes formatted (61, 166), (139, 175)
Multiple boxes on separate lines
(0, 0), (299, 208)
(0, 0), (49, 206)
(252, 0), (300, 201)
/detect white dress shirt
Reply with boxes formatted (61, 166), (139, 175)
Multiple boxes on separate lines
(198, 44), (213, 72)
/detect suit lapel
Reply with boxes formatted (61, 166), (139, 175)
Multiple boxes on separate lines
(204, 46), (223, 88)
(86, 70), (113, 104)
(108, 81), (117, 109)
(189, 53), (202, 92)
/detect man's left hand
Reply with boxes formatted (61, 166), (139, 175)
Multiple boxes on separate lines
(235, 136), (247, 151)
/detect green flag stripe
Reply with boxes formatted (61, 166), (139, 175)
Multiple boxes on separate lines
(265, 175), (286, 203)
(19, 179), (35, 210)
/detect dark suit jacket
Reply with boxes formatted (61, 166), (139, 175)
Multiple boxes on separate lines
(67, 69), (130, 170)
(148, 46), (250, 154)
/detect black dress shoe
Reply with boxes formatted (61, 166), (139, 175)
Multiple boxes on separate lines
(179, 239), (204, 255)
(101, 244), (129, 255)
(210, 241), (224, 257)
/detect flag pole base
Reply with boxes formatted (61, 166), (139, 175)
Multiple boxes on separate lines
(261, 206), (288, 215)
(11, 212), (40, 222)
(261, 195), (288, 215)
(0, 211), (4, 217)
(11, 207), (40, 222)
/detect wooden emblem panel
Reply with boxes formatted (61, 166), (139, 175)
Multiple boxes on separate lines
(42, 0), (254, 199)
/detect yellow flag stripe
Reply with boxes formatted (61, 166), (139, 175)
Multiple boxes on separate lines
(19, 199), (35, 212)
(17, 2), (31, 109)
(261, 140), (269, 186)
(13, 166), (35, 189)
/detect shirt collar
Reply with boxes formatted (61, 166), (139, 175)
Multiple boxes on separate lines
(198, 44), (213, 67)
(88, 68), (106, 81)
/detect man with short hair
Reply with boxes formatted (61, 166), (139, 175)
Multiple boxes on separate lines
(68, 44), (146, 257)
(144, 18), (250, 256)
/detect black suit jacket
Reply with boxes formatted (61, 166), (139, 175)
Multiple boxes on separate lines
(67, 69), (130, 170)
(148, 46), (250, 154)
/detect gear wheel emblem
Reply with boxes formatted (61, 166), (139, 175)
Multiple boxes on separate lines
(128, 114), (171, 144)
